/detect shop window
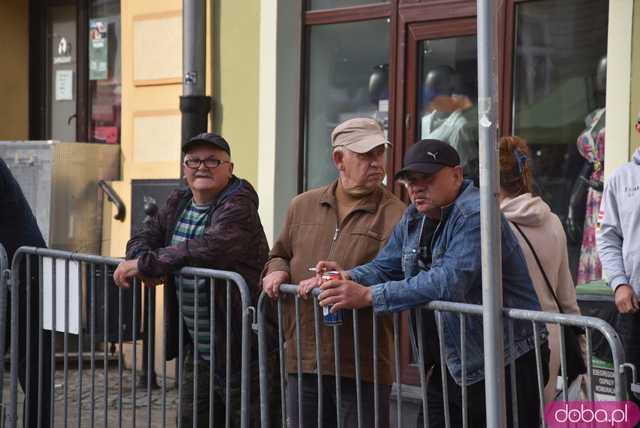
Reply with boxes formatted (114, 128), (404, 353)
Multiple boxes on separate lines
(34, 0), (121, 144)
(304, 19), (390, 190)
(417, 36), (478, 182)
(88, 0), (121, 144)
(512, 0), (609, 283)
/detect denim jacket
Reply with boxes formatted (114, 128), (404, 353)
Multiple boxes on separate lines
(349, 180), (542, 385)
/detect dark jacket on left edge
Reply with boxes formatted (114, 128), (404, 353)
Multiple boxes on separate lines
(0, 158), (52, 428)
(0, 159), (46, 260)
(126, 176), (269, 371)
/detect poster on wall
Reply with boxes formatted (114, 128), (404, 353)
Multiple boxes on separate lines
(89, 19), (108, 80)
(55, 70), (73, 101)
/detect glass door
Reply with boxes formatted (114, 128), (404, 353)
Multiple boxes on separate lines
(396, 17), (479, 384)
(404, 19), (479, 182)
(47, 4), (77, 142)
(35, 0), (121, 144)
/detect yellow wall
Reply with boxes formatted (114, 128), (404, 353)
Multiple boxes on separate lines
(105, 0), (261, 257)
(105, 0), (183, 257)
(0, 0), (28, 140)
(212, 0), (261, 185)
(630, 0), (640, 156)
(105, 0), (184, 376)
(604, 0), (634, 177)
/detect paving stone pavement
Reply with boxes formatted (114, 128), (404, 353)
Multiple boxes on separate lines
(3, 368), (179, 427)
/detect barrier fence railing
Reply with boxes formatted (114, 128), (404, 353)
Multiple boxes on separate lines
(256, 283), (630, 428)
(0, 244), (9, 423)
(0, 248), (633, 428)
(0, 246), (254, 428)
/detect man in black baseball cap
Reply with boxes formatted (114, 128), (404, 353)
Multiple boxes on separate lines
(395, 138), (460, 180)
(394, 139), (463, 216)
(182, 132), (231, 155)
(115, 130), (269, 426)
(312, 137), (545, 427)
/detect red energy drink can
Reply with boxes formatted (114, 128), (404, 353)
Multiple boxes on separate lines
(321, 271), (343, 325)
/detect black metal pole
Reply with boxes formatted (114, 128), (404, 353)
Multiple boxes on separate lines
(180, 0), (211, 161)
(139, 201), (159, 389)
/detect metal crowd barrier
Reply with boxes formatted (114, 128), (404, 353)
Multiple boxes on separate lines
(256, 283), (629, 428)
(1, 246), (254, 428)
(0, 244), (9, 422)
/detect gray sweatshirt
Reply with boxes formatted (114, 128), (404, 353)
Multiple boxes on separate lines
(596, 148), (640, 293)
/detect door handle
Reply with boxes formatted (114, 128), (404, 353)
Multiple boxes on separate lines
(67, 113), (77, 125)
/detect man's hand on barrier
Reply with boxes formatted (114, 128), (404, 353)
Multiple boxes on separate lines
(299, 276), (321, 299)
(318, 279), (372, 312)
(113, 259), (140, 288)
(615, 284), (639, 313)
(262, 270), (290, 299)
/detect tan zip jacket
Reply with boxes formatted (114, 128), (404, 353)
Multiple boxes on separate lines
(264, 179), (406, 384)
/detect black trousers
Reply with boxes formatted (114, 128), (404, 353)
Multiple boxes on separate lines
(179, 348), (262, 428)
(286, 374), (391, 428)
(616, 311), (640, 404)
(425, 344), (550, 428)
(4, 261), (53, 428)
(16, 329), (52, 428)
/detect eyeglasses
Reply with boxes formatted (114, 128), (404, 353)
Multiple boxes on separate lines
(183, 157), (229, 169)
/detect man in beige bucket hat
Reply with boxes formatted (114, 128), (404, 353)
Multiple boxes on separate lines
(262, 117), (406, 427)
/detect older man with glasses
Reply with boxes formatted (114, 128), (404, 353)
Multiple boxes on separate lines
(114, 132), (269, 427)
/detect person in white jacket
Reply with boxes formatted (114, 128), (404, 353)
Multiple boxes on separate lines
(498, 136), (584, 402)
(596, 146), (640, 402)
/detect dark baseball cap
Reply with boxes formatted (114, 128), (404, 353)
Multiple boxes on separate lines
(182, 132), (231, 156)
(394, 139), (460, 180)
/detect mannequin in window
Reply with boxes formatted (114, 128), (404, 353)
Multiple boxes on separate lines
(420, 65), (478, 179)
(575, 56), (606, 285)
(368, 64), (390, 131)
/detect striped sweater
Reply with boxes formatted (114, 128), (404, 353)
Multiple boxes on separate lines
(170, 200), (213, 360)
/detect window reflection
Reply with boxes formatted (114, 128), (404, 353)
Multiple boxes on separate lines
(417, 36), (479, 182)
(304, 19), (390, 190)
(512, 0), (608, 283)
(89, 0), (121, 144)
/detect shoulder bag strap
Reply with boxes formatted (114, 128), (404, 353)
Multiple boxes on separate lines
(510, 222), (564, 314)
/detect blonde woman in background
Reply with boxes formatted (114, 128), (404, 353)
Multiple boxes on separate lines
(498, 135), (585, 402)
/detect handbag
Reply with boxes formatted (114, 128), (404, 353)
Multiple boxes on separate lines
(511, 222), (587, 385)
(565, 161), (593, 244)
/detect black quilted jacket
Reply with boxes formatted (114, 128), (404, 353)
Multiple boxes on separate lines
(126, 176), (269, 370)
